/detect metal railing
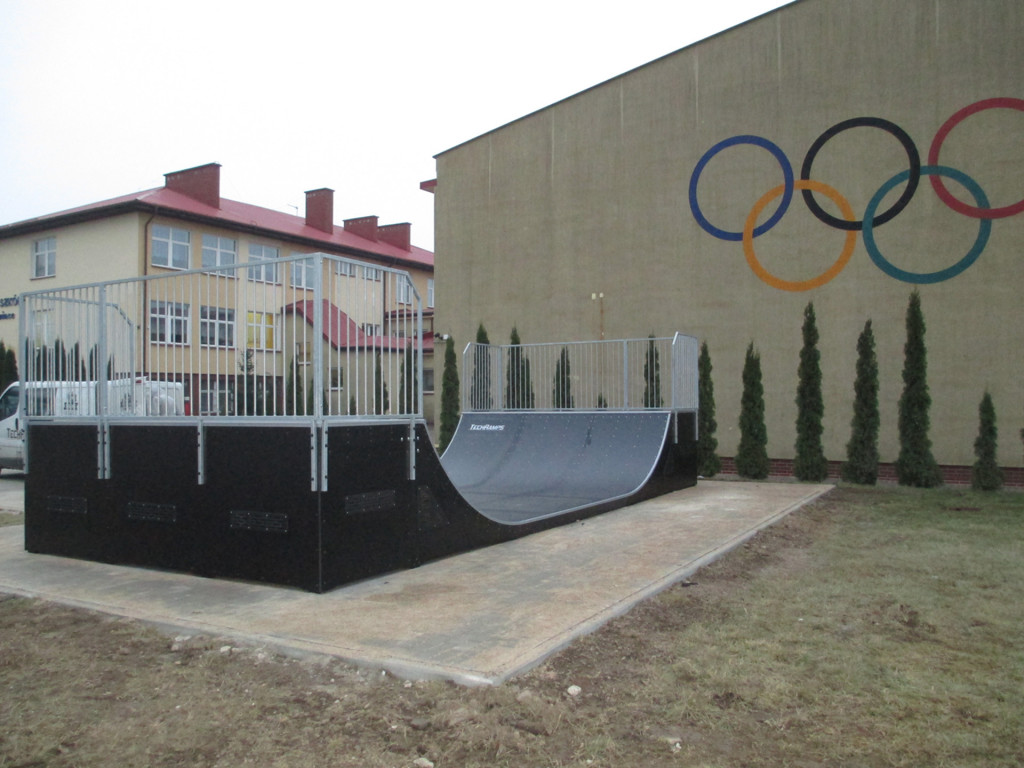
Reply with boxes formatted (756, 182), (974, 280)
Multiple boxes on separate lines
(19, 252), (424, 422)
(462, 334), (699, 414)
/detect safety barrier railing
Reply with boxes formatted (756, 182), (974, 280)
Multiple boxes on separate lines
(19, 252), (424, 423)
(462, 334), (698, 414)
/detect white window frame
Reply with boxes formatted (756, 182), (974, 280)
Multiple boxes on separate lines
(32, 237), (57, 279)
(362, 266), (383, 282)
(291, 256), (316, 290)
(334, 260), (357, 277)
(199, 379), (234, 416)
(248, 244), (280, 283)
(152, 226), (191, 270)
(199, 306), (235, 348)
(201, 234), (237, 271)
(330, 366), (344, 391)
(396, 276), (412, 305)
(427, 278), (435, 309)
(247, 311), (276, 351)
(149, 301), (191, 345)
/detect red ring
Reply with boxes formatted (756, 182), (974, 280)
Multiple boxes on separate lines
(928, 97), (1024, 219)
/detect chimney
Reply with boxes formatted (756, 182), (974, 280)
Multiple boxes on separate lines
(378, 222), (411, 251)
(304, 188), (334, 233)
(343, 215), (379, 241)
(164, 163), (221, 208)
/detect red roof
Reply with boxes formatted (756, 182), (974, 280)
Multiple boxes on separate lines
(0, 185), (433, 271)
(286, 300), (433, 353)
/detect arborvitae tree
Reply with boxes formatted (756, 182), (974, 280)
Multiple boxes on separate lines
(971, 391), (1003, 491)
(374, 352), (390, 415)
(895, 291), (942, 487)
(842, 320), (880, 484)
(597, 393), (608, 409)
(305, 375), (316, 417)
(348, 395), (357, 416)
(438, 335), (460, 453)
(553, 346), (574, 409)
(505, 327), (535, 409)
(0, 341), (16, 391)
(697, 340), (721, 477)
(53, 339), (68, 381)
(642, 335), (663, 408)
(239, 348), (271, 416)
(470, 323), (492, 410)
(794, 302), (828, 481)
(736, 342), (769, 479)
(400, 342), (418, 414)
(285, 358), (297, 415)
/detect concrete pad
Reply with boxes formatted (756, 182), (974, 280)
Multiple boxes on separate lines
(0, 480), (830, 685)
(0, 470), (24, 514)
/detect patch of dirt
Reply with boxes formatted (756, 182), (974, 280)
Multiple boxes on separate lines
(0, 489), (842, 767)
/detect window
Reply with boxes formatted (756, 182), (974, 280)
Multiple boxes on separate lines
(32, 237), (56, 279)
(0, 386), (18, 420)
(152, 226), (190, 270)
(150, 301), (190, 344)
(330, 367), (344, 391)
(199, 306), (235, 348)
(362, 266), (383, 282)
(248, 244), (279, 283)
(201, 234), (237, 270)
(334, 260), (356, 277)
(361, 322), (382, 337)
(427, 278), (435, 309)
(199, 379), (234, 415)
(291, 256), (316, 290)
(423, 368), (435, 393)
(397, 276), (413, 305)
(247, 311), (276, 350)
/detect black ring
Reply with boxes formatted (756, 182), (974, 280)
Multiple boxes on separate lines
(800, 116), (921, 231)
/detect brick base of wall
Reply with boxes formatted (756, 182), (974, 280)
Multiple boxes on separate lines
(716, 457), (1024, 488)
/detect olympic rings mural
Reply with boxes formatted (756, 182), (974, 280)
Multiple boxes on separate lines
(688, 97), (1024, 291)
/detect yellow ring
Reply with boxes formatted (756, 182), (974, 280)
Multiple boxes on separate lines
(742, 179), (858, 292)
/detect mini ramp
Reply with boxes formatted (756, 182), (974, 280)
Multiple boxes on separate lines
(17, 259), (699, 592)
(24, 410), (697, 593)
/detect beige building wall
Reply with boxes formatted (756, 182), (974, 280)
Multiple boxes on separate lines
(434, 0), (1024, 469)
(0, 214), (143, 343)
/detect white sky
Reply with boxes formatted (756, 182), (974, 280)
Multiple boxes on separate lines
(0, 0), (790, 251)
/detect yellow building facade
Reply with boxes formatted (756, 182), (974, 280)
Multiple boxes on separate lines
(0, 164), (437, 423)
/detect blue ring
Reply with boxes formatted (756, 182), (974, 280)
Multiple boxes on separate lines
(689, 135), (794, 241)
(862, 165), (991, 284)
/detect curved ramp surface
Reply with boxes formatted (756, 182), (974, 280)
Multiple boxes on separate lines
(441, 411), (673, 524)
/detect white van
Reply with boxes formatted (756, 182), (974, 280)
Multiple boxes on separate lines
(0, 379), (185, 474)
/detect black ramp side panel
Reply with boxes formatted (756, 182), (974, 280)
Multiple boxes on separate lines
(440, 411), (672, 524)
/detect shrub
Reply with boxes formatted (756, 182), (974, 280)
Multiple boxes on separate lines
(895, 291), (942, 487)
(697, 341), (721, 477)
(736, 342), (769, 479)
(505, 327), (535, 409)
(842, 320), (880, 484)
(553, 347), (574, 409)
(794, 302), (828, 481)
(438, 336), (460, 453)
(469, 324), (492, 410)
(642, 335), (663, 408)
(971, 391), (1003, 491)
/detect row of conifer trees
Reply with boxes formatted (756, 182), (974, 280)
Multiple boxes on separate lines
(437, 295), (1007, 491)
(697, 291), (1005, 491)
